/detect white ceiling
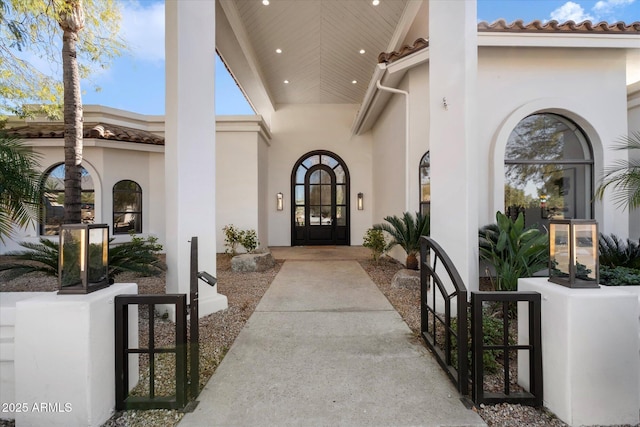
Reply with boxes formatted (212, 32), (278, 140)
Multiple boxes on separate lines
(217, 0), (411, 108)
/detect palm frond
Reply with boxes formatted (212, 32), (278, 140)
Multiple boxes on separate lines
(0, 132), (43, 242)
(595, 132), (640, 210)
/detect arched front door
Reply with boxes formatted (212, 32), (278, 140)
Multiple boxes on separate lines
(291, 151), (350, 245)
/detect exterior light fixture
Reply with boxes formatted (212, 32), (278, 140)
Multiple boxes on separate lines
(284, 80), (289, 84)
(277, 192), (284, 211)
(352, 80), (357, 84)
(59, 223), (110, 294)
(548, 219), (599, 288)
(359, 49), (365, 54)
(276, 48), (282, 54)
(372, 0), (380, 5)
(357, 192), (364, 210)
(262, 0), (269, 5)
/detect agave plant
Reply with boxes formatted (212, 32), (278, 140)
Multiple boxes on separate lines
(372, 212), (429, 270)
(0, 234), (165, 283)
(479, 211), (548, 291)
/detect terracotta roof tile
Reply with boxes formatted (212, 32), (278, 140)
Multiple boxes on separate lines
(378, 38), (428, 64)
(477, 19), (640, 34)
(378, 20), (639, 65)
(4, 123), (164, 145)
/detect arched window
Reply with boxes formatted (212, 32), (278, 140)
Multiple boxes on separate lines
(419, 152), (430, 216)
(113, 180), (142, 234)
(40, 163), (95, 235)
(504, 113), (593, 229)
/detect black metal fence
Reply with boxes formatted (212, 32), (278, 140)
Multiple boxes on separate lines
(470, 291), (542, 406)
(420, 236), (543, 406)
(115, 294), (188, 410)
(114, 237), (209, 411)
(420, 236), (469, 395)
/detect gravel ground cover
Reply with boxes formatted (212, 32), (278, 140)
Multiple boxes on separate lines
(0, 252), (608, 427)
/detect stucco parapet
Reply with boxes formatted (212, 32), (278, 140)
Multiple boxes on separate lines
(216, 115), (272, 141)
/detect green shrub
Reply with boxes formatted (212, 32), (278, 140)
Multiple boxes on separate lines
(479, 211), (548, 291)
(451, 310), (508, 375)
(241, 229), (259, 253)
(222, 224), (244, 256)
(0, 233), (165, 283)
(599, 234), (640, 270)
(222, 224), (260, 255)
(600, 266), (640, 286)
(363, 228), (386, 263)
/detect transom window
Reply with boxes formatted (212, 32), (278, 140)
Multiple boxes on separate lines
(293, 153), (347, 227)
(419, 152), (430, 216)
(504, 113), (593, 228)
(40, 163), (95, 235)
(113, 180), (142, 234)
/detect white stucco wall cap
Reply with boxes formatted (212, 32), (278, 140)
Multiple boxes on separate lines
(216, 115), (272, 141)
(478, 31), (640, 48)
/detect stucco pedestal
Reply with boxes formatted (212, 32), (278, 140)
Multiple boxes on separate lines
(517, 278), (639, 426)
(14, 283), (138, 427)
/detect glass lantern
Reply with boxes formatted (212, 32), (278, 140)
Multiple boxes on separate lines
(548, 219), (599, 288)
(59, 224), (110, 294)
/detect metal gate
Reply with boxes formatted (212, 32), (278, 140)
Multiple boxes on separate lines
(419, 236), (543, 406)
(115, 294), (188, 410)
(114, 237), (212, 411)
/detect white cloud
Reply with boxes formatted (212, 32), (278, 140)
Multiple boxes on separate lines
(550, 1), (594, 22)
(120, 1), (165, 63)
(592, 0), (635, 21)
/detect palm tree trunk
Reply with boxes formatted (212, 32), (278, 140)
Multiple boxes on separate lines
(60, 1), (85, 224)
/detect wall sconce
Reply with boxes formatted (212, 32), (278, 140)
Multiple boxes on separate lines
(548, 219), (599, 288)
(357, 192), (364, 210)
(276, 192), (284, 211)
(59, 223), (110, 294)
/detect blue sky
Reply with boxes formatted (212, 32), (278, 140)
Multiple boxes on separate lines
(81, 0), (640, 116)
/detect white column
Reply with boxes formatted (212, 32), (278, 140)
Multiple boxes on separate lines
(428, 0), (479, 291)
(165, 0), (227, 316)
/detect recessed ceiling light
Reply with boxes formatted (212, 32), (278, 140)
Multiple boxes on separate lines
(372, 0), (379, 5)
(352, 80), (357, 84)
(262, 0), (270, 5)
(276, 48), (282, 54)
(359, 49), (365, 54)
(284, 80), (289, 84)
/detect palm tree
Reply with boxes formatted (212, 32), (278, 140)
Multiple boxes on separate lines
(0, 133), (42, 242)
(59, 0), (85, 224)
(373, 212), (430, 270)
(595, 131), (640, 210)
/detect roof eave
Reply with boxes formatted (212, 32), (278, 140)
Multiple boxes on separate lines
(478, 31), (640, 48)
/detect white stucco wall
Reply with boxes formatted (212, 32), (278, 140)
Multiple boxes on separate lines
(477, 47), (630, 237)
(216, 116), (270, 253)
(372, 87), (407, 224)
(267, 104), (373, 247)
(408, 63), (430, 215)
(628, 84), (640, 239)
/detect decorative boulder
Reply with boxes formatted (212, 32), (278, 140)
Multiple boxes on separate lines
(391, 269), (421, 290)
(231, 250), (276, 272)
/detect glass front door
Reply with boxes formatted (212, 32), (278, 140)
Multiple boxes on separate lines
(292, 151), (349, 245)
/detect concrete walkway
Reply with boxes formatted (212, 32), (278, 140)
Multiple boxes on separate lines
(180, 249), (485, 427)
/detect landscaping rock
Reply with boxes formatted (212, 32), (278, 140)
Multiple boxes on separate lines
(231, 250), (276, 272)
(391, 269), (421, 289)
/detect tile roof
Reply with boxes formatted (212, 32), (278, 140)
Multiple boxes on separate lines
(378, 38), (428, 64)
(477, 19), (640, 34)
(379, 20), (640, 65)
(4, 123), (164, 145)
